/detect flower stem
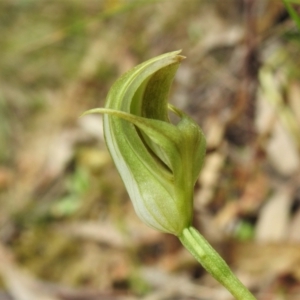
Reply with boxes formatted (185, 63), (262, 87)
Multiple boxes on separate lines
(178, 226), (256, 300)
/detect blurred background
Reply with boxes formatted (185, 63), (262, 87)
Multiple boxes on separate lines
(1, 0), (300, 299)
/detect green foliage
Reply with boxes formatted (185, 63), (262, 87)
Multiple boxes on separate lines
(234, 221), (255, 241)
(283, 0), (300, 31)
(51, 167), (90, 217)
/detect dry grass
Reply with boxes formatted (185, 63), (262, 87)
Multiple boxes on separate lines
(1, 0), (300, 299)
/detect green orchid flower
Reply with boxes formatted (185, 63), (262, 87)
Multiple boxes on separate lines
(85, 50), (205, 236)
(82, 50), (256, 300)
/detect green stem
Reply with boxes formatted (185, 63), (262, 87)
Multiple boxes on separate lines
(179, 226), (256, 300)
